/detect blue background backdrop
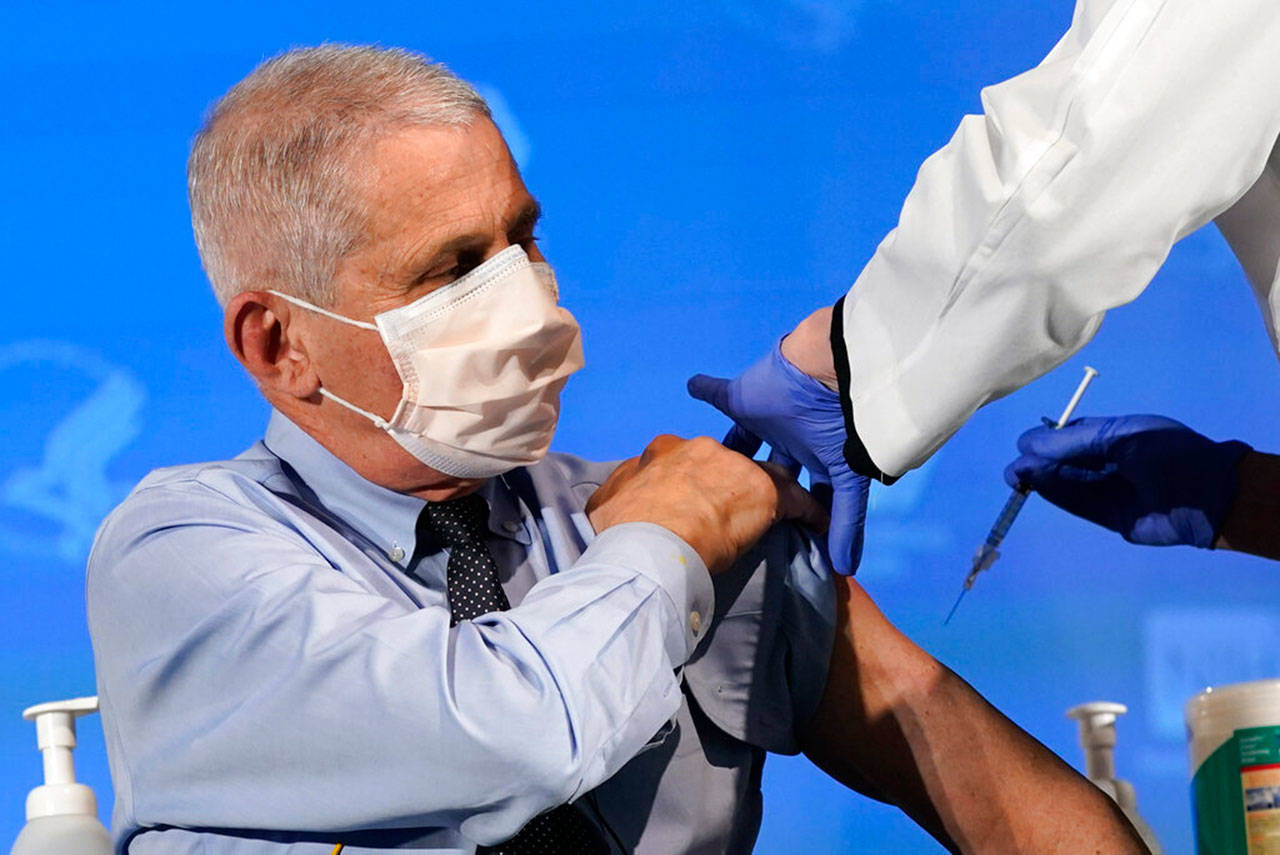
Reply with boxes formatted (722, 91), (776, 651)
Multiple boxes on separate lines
(4, 1), (1279, 852)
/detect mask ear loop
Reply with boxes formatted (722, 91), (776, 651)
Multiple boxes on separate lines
(266, 290), (379, 331)
(265, 290), (393, 429)
(317, 387), (394, 431)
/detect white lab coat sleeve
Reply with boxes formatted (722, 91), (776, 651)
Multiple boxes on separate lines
(1215, 139), (1280, 347)
(836, 0), (1280, 478)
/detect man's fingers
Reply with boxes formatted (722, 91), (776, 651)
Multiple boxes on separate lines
(723, 424), (763, 457)
(759, 461), (829, 534)
(639, 434), (684, 466)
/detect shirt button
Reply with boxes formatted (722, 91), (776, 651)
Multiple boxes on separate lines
(502, 521), (522, 533)
(689, 610), (702, 635)
(387, 546), (405, 562)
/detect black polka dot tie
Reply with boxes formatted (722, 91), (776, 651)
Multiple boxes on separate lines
(420, 494), (512, 625)
(417, 495), (610, 854)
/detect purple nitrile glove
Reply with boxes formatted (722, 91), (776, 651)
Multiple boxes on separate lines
(1004, 414), (1252, 548)
(688, 341), (870, 575)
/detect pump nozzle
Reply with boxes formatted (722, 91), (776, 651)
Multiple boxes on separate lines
(11, 695), (112, 855)
(20, 696), (100, 821)
(1066, 701), (1126, 786)
(1066, 701), (1161, 853)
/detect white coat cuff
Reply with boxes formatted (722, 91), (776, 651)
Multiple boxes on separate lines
(840, 293), (951, 478)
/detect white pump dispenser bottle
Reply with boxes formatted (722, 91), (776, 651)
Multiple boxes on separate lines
(1066, 701), (1161, 854)
(10, 696), (112, 855)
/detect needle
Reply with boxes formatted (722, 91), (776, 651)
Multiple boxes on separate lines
(945, 366), (1099, 624)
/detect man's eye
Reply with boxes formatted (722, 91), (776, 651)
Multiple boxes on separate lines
(446, 252), (485, 281)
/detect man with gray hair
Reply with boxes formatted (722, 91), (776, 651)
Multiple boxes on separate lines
(87, 45), (1144, 854)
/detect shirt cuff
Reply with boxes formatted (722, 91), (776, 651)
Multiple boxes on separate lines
(578, 522), (715, 664)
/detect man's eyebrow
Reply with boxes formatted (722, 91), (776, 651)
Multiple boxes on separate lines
(508, 198), (543, 235)
(420, 199), (541, 262)
(401, 232), (485, 286)
(401, 198), (544, 287)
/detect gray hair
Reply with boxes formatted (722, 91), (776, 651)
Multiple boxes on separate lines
(188, 44), (491, 307)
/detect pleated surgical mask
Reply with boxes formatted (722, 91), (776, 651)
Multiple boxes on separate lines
(271, 245), (584, 478)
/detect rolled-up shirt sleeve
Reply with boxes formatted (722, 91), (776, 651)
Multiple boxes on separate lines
(837, 0), (1280, 478)
(682, 522), (835, 755)
(88, 481), (711, 847)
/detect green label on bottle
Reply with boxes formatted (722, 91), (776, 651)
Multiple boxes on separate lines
(1193, 726), (1280, 854)
(1239, 729), (1280, 768)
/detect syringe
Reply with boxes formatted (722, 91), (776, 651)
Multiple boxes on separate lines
(944, 366), (1099, 625)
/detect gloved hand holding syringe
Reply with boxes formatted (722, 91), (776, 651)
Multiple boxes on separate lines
(945, 366), (1099, 624)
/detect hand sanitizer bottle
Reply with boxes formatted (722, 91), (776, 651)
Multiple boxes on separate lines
(1067, 701), (1162, 854)
(10, 696), (112, 855)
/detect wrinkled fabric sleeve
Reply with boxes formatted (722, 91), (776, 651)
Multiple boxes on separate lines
(837, 0), (1280, 478)
(1216, 140), (1280, 345)
(87, 480), (711, 848)
(681, 523), (835, 755)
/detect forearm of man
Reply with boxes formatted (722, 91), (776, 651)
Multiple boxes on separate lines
(89, 491), (713, 841)
(1215, 450), (1280, 560)
(799, 577), (1145, 854)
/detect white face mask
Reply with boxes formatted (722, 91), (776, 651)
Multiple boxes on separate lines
(271, 245), (584, 479)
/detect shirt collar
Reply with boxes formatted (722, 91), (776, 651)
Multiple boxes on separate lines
(261, 411), (531, 562)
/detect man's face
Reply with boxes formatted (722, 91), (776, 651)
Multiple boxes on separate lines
(294, 118), (544, 496)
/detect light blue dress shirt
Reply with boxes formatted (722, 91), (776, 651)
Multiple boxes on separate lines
(87, 412), (835, 854)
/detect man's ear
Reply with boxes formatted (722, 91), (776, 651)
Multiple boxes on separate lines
(224, 291), (320, 399)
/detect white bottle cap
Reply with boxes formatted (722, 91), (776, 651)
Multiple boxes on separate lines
(1067, 701), (1127, 749)
(21, 696), (100, 820)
